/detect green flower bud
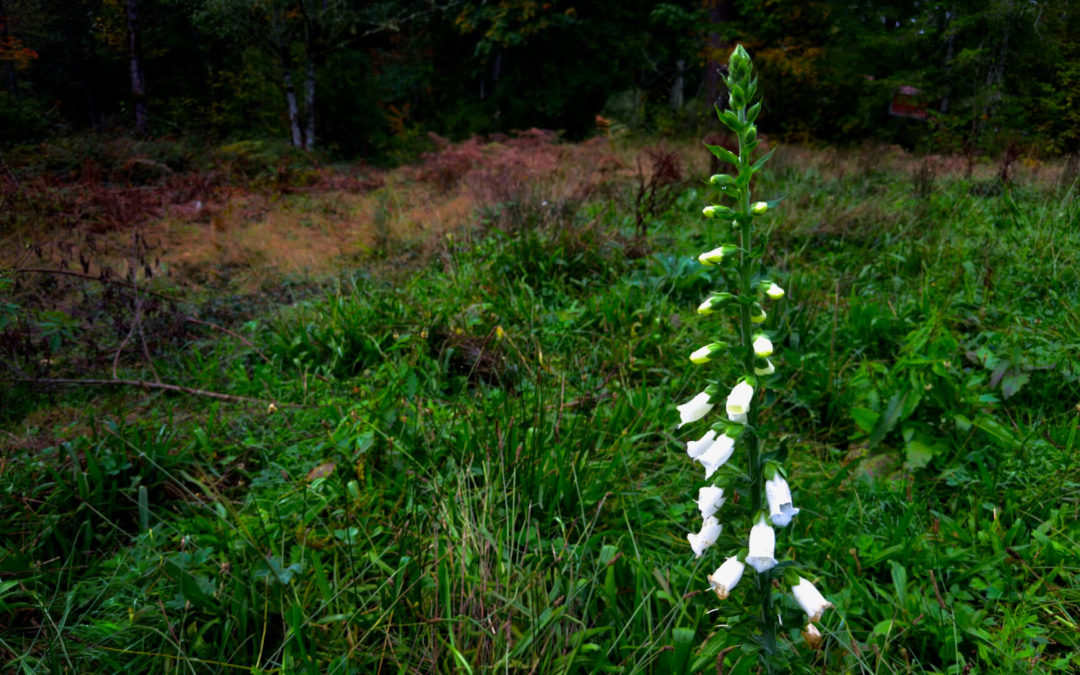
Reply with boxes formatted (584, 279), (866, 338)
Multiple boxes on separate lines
(698, 245), (739, 265)
(750, 303), (767, 324)
(698, 292), (735, 314)
(751, 201), (768, 214)
(709, 174), (737, 187)
(760, 281), (785, 299)
(689, 342), (728, 364)
(703, 205), (735, 219)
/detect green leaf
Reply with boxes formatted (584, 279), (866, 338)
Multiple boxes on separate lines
(716, 108), (742, 132)
(869, 393), (905, 448)
(750, 147), (776, 173)
(1000, 371), (1030, 399)
(705, 143), (739, 167)
(851, 407), (879, 434)
(746, 101), (762, 124)
(904, 438), (934, 470)
(890, 560), (908, 608)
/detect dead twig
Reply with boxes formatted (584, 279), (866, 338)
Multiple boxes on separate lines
(12, 267), (175, 303)
(8, 377), (301, 407)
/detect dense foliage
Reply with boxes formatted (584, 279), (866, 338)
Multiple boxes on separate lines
(1, 0), (1078, 157)
(1, 135), (1078, 672)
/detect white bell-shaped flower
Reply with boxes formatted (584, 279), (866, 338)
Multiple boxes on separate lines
(792, 577), (832, 622)
(696, 485), (726, 519)
(752, 334), (773, 357)
(766, 474), (800, 527)
(696, 433), (735, 479)
(687, 516), (722, 558)
(677, 391), (714, 428)
(728, 411), (747, 424)
(746, 515), (778, 573)
(754, 359), (775, 376)
(726, 381), (754, 418)
(686, 430), (717, 459)
(707, 556), (746, 600)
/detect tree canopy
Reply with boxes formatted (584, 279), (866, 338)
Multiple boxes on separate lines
(1, 0), (1076, 156)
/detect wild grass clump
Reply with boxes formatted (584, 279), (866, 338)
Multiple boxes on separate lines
(1, 134), (1078, 673)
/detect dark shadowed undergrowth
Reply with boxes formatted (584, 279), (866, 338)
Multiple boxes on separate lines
(1, 142), (1079, 674)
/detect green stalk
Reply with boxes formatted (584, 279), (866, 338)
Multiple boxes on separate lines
(735, 96), (777, 663)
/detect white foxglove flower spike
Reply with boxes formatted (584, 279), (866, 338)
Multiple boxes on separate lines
(696, 433), (735, 479)
(687, 516), (722, 558)
(746, 515), (778, 573)
(792, 577), (832, 622)
(686, 430), (717, 459)
(752, 334), (773, 357)
(677, 390), (715, 428)
(697, 486), (726, 519)
(708, 556), (746, 600)
(765, 474), (800, 527)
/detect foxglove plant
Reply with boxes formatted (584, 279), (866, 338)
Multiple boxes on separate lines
(677, 45), (832, 671)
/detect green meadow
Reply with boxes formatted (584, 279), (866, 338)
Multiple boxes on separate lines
(2, 139), (1079, 674)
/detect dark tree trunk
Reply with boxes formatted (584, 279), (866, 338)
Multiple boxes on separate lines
(125, 0), (148, 135)
(1, 0), (19, 97)
(284, 71), (302, 148)
(704, 0), (735, 112)
(303, 58), (315, 150)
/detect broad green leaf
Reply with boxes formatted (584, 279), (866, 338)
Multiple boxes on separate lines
(904, 439), (934, 470)
(705, 143), (739, 167)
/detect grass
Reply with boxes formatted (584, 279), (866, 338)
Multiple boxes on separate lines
(1, 135), (1079, 674)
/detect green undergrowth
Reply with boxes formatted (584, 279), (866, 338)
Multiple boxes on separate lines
(2, 153), (1078, 674)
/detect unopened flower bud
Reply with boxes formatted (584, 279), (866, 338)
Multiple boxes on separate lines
(762, 281), (785, 299)
(750, 303), (767, 324)
(698, 245), (738, 265)
(698, 292), (735, 315)
(752, 334), (773, 357)
(751, 201), (768, 214)
(709, 173), (736, 186)
(703, 205), (734, 219)
(690, 342), (726, 364)
(754, 358), (775, 376)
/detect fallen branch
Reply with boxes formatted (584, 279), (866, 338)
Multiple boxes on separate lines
(12, 267), (175, 302)
(9, 377), (299, 407)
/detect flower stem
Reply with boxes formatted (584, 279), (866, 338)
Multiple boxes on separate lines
(735, 91), (777, 664)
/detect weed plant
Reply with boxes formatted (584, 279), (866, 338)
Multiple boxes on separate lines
(1, 138), (1078, 674)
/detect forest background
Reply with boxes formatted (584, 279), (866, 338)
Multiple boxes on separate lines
(3, 1), (1080, 674)
(2, 0), (1079, 158)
